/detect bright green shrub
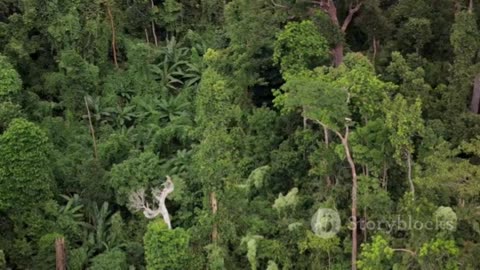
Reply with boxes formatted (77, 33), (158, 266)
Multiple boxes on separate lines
(144, 220), (190, 270)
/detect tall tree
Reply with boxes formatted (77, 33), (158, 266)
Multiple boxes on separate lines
(316, 0), (364, 66)
(194, 58), (245, 265)
(449, 10), (480, 114)
(0, 118), (55, 213)
(385, 95), (424, 199)
(277, 53), (393, 270)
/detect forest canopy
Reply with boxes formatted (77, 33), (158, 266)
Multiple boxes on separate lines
(1, 0), (480, 269)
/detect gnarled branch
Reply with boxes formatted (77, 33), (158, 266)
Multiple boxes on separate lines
(129, 176), (175, 229)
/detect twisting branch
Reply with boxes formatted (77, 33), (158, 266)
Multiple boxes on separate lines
(129, 176), (175, 229)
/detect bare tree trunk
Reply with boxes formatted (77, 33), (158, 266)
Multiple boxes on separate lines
(156, 179), (173, 229)
(318, 120), (358, 269)
(469, 0), (473, 13)
(322, 124), (332, 187)
(406, 151), (415, 199)
(323, 125), (330, 145)
(145, 28), (150, 43)
(363, 207), (367, 242)
(333, 44), (344, 67)
(55, 237), (66, 270)
(334, 126), (358, 270)
(372, 36), (378, 66)
(150, 0), (158, 46)
(470, 74), (480, 113)
(84, 97), (98, 160)
(382, 161), (388, 190)
(342, 136), (358, 270)
(210, 191), (218, 243)
(105, 3), (118, 68)
(318, 0), (363, 67)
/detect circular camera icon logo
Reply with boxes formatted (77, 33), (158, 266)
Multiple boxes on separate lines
(311, 208), (341, 239)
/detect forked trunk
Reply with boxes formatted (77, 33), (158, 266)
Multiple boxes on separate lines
(318, 0), (362, 67)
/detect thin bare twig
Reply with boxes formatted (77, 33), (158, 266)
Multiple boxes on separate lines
(392, 248), (416, 256)
(84, 97), (98, 160)
(105, 2), (118, 68)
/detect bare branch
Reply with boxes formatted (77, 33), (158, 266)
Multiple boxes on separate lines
(341, 1), (363, 32)
(271, 0), (288, 9)
(152, 176), (174, 202)
(344, 124), (350, 141)
(128, 176), (175, 229)
(84, 96), (98, 160)
(128, 189), (147, 212)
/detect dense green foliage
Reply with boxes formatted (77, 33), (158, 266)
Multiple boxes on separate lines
(0, 118), (54, 212)
(144, 220), (189, 269)
(2, 0), (480, 269)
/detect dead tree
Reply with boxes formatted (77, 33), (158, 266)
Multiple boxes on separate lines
(129, 176), (175, 229)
